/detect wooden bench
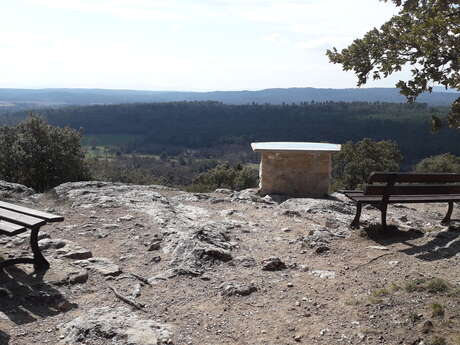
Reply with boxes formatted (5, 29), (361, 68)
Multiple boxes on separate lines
(0, 201), (63, 270)
(342, 172), (460, 229)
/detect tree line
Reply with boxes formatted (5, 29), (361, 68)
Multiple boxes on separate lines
(6, 101), (459, 168)
(0, 116), (459, 193)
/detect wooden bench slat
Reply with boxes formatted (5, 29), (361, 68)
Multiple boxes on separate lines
(0, 201), (63, 222)
(369, 172), (460, 184)
(341, 191), (364, 195)
(0, 220), (27, 236)
(365, 184), (460, 196)
(0, 208), (45, 228)
(349, 194), (460, 203)
(0, 201), (64, 270)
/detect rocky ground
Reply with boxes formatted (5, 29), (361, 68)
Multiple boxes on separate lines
(0, 181), (459, 345)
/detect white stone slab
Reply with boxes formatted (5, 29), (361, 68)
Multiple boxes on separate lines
(251, 142), (341, 153)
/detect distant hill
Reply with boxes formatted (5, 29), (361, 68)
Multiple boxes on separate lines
(0, 87), (458, 108)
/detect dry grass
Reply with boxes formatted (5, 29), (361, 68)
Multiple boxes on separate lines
(408, 311), (422, 325)
(426, 278), (450, 294)
(344, 297), (361, 306)
(367, 296), (383, 304)
(431, 303), (445, 318)
(427, 336), (447, 345)
(372, 288), (390, 297)
(389, 283), (401, 292)
(405, 278), (450, 294)
(405, 278), (428, 293)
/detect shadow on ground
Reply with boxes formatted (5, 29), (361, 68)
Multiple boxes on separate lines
(0, 330), (9, 345)
(362, 224), (424, 244)
(0, 266), (77, 326)
(362, 223), (460, 261)
(401, 225), (460, 261)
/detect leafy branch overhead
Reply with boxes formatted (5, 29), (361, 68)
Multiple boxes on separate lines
(327, 0), (460, 128)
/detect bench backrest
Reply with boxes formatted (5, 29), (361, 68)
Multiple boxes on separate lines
(364, 172), (460, 196)
(368, 172), (460, 184)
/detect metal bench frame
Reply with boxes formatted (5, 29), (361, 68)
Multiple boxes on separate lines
(342, 172), (460, 229)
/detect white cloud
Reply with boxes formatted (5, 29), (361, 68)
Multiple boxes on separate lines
(26, 0), (185, 20)
(238, 0), (396, 23)
(239, 1), (316, 24)
(191, 0), (397, 53)
(262, 32), (282, 42)
(297, 36), (354, 50)
(236, 0), (397, 42)
(26, 0), (397, 25)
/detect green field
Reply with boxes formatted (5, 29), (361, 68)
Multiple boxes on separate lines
(82, 134), (144, 147)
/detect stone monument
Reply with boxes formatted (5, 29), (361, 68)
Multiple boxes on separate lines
(251, 142), (341, 197)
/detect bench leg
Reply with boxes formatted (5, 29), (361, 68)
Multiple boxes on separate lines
(0, 227), (49, 271)
(350, 202), (362, 229)
(30, 226), (49, 271)
(380, 203), (388, 229)
(441, 201), (454, 226)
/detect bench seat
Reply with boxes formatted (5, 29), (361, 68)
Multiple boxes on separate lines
(0, 220), (27, 236)
(0, 201), (63, 222)
(0, 201), (63, 270)
(0, 208), (46, 228)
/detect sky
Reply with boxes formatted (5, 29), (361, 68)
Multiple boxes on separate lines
(0, 0), (405, 91)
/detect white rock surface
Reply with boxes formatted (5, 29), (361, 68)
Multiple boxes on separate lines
(310, 270), (336, 279)
(38, 238), (93, 260)
(59, 307), (173, 345)
(74, 257), (121, 276)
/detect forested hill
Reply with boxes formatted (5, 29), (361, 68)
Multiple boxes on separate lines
(0, 87), (458, 108)
(15, 101), (460, 168)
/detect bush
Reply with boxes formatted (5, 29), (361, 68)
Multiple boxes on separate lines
(87, 157), (163, 186)
(188, 163), (258, 192)
(0, 115), (90, 191)
(332, 138), (403, 190)
(415, 153), (460, 173)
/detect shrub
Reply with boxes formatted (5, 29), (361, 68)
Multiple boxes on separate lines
(415, 153), (460, 173)
(189, 163), (258, 192)
(0, 115), (90, 191)
(332, 138), (402, 190)
(87, 157), (162, 186)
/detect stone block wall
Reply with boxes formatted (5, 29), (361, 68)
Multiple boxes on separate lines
(258, 151), (331, 197)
